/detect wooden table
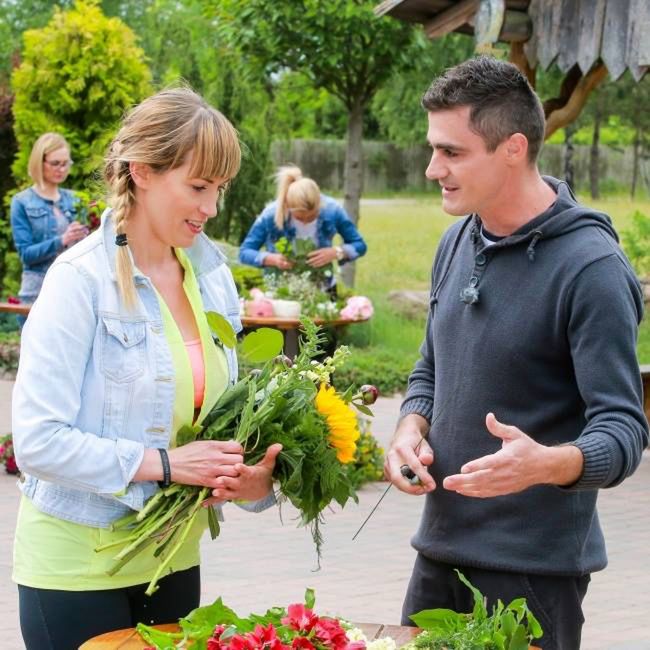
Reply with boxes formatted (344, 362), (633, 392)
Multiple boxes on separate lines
(0, 302), (29, 316)
(0, 304), (370, 358)
(80, 622), (419, 649)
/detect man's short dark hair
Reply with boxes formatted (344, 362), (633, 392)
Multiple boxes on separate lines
(422, 57), (545, 164)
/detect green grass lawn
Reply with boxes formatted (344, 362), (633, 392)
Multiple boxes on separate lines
(346, 194), (650, 374)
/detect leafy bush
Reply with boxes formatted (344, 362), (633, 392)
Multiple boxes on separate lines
(1, 251), (21, 298)
(11, 0), (151, 189)
(333, 346), (415, 396)
(231, 264), (264, 294)
(0, 330), (20, 373)
(0, 89), (17, 286)
(621, 210), (650, 276)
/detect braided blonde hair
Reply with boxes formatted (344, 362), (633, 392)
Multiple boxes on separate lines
(274, 165), (321, 229)
(104, 87), (241, 309)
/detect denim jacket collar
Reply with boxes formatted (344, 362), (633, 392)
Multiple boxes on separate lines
(101, 208), (227, 282)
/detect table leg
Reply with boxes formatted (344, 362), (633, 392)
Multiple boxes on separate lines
(283, 328), (299, 358)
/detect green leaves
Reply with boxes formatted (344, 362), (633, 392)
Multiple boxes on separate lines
(410, 571), (544, 649)
(207, 313), (284, 361)
(206, 311), (237, 348)
(240, 327), (284, 362)
(409, 609), (466, 633)
(176, 423), (202, 447)
(304, 587), (316, 610)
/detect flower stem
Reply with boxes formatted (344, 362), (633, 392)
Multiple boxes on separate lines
(145, 487), (209, 595)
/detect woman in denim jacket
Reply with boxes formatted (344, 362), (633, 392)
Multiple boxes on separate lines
(12, 89), (281, 650)
(10, 133), (89, 316)
(239, 165), (367, 273)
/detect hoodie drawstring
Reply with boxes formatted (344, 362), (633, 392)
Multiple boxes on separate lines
(527, 230), (543, 262)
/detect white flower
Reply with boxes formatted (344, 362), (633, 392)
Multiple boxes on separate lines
(367, 638), (397, 650)
(345, 628), (397, 650)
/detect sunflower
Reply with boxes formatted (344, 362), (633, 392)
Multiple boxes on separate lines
(315, 383), (360, 463)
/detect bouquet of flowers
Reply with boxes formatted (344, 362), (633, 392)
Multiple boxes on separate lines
(0, 433), (18, 475)
(275, 237), (335, 287)
(98, 319), (377, 595)
(73, 191), (107, 233)
(138, 588), (393, 650)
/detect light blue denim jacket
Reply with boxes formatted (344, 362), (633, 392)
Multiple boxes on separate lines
(10, 187), (78, 273)
(12, 210), (269, 528)
(238, 195), (367, 267)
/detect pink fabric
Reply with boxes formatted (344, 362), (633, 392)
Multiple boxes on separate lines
(184, 339), (205, 408)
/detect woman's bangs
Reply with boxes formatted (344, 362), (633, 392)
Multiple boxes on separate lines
(188, 111), (241, 181)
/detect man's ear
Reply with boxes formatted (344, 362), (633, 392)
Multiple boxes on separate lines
(504, 133), (529, 165)
(129, 161), (151, 189)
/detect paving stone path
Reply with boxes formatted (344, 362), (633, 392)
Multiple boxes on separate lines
(0, 381), (647, 649)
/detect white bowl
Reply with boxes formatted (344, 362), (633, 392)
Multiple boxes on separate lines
(272, 299), (301, 319)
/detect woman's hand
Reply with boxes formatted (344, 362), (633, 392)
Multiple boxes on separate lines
(62, 221), (89, 247)
(203, 443), (282, 506)
(307, 247), (338, 267)
(168, 441), (245, 488)
(133, 441), (244, 488)
(263, 253), (293, 270)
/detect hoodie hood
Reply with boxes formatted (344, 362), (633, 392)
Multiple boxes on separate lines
(470, 176), (619, 262)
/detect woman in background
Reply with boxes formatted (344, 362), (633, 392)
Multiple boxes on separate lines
(239, 165), (366, 275)
(10, 133), (88, 319)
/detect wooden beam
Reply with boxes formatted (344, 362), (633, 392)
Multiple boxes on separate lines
(499, 10), (532, 43)
(374, 0), (407, 18)
(423, 0), (479, 39)
(544, 63), (608, 139)
(509, 41), (536, 87)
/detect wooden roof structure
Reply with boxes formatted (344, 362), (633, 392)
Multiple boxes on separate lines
(375, 0), (649, 137)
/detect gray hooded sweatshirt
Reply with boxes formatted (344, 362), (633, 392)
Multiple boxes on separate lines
(401, 176), (648, 576)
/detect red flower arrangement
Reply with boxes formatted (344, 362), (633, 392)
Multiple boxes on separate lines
(139, 593), (366, 650)
(0, 434), (18, 475)
(204, 604), (365, 650)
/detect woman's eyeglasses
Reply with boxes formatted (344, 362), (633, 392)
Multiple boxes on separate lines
(44, 159), (73, 169)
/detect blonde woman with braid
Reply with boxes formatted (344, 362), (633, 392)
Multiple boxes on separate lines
(11, 88), (281, 650)
(239, 165), (367, 278)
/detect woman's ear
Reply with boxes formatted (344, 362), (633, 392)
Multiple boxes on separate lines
(129, 161), (151, 189)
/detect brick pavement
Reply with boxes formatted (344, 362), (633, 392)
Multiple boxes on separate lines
(0, 379), (648, 649)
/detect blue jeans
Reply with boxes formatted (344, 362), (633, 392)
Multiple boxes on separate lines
(17, 270), (45, 329)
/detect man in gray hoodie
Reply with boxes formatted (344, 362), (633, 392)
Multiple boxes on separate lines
(385, 57), (648, 650)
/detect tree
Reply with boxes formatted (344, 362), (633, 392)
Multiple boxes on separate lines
(11, 0), (151, 189)
(213, 0), (415, 285)
(0, 0), (73, 84)
(97, 0), (276, 245)
(615, 74), (650, 198)
(372, 32), (474, 145)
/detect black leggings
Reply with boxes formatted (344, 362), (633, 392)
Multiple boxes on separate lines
(18, 566), (200, 650)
